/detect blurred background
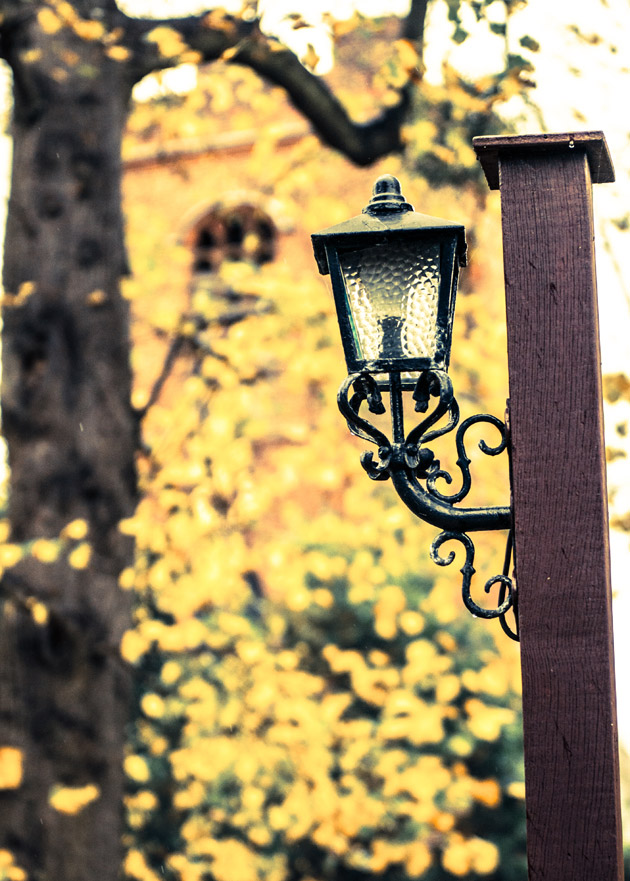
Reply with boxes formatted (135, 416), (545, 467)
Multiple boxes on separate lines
(0, 1), (628, 879)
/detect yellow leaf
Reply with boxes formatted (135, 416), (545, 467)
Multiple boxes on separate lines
(124, 755), (151, 783)
(0, 747), (23, 789)
(118, 567), (136, 590)
(106, 45), (131, 62)
(27, 599), (48, 626)
(470, 778), (501, 807)
(61, 49), (80, 66)
(73, 19), (105, 41)
(395, 38), (420, 74)
(87, 289), (107, 306)
(37, 8), (62, 34)
(31, 538), (60, 564)
(141, 693), (165, 718)
(54, 1), (78, 24)
(68, 542), (91, 569)
(0, 544), (22, 567)
(507, 781), (526, 799)
(49, 783), (100, 814)
(144, 26), (187, 60)
(120, 630), (148, 664)
(202, 10), (236, 33)
(468, 838), (500, 874)
(61, 518), (88, 541)
(20, 48), (43, 64)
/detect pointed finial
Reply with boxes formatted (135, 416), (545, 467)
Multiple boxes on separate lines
(363, 174), (414, 215)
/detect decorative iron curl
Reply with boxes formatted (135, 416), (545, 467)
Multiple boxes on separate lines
(426, 413), (509, 505)
(406, 370), (460, 449)
(336, 369), (517, 638)
(338, 372), (392, 480)
(430, 530), (517, 637)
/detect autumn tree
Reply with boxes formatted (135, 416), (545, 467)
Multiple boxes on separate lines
(0, 2), (536, 880)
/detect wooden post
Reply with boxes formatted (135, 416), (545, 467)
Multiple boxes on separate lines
(472, 132), (623, 881)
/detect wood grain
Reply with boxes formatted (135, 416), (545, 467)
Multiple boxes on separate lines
(477, 139), (623, 880)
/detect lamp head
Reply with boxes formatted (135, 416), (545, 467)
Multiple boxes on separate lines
(312, 176), (466, 376)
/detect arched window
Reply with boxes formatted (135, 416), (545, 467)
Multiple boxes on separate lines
(190, 204), (277, 274)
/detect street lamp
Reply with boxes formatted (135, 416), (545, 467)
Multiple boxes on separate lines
(312, 175), (517, 640)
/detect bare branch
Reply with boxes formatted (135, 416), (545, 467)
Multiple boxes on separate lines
(227, 31), (408, 166)
(401, 0), (430, 44)
(121, 13), (407, 166)
(121, 11), (257, 85)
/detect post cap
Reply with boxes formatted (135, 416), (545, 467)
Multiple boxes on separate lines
(472, 131), (615, 190)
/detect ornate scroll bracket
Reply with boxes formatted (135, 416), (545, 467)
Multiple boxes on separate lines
(431, 530), (518, 641)
(338, 369), (518, 640)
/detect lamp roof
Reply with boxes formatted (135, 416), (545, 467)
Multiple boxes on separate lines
(311, 175), (467, 276)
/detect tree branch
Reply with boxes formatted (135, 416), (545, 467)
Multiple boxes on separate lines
(401, 0), (430, 44)
(120, 10), (256, 85)
(227, 31), (408, 166)
(121, 12), (407, 167)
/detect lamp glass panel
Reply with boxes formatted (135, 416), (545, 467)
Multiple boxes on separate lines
(339, 239), (442, 363)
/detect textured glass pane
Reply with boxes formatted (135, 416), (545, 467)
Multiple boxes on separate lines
(340, 240), (441, 362)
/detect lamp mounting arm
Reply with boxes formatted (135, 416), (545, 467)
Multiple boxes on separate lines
(338, 370), (518, 640)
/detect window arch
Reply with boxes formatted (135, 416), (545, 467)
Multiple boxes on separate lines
(190, 203), (277, 274)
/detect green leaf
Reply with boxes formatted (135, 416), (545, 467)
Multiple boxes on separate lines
(446, 0), (462, 25)
(452, 26), (469, 45)
(507, 52), (534, 72)
(490, 22), (507, 36)
(519, 34), (540, 51)
(612, 215), (630, 231)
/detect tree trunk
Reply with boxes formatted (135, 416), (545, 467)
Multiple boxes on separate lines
(0, 18), (136, 881)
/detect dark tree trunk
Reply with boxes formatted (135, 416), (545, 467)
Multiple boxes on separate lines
(0, 14), (136, 881)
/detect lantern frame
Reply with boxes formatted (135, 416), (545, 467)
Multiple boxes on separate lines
(312, 177), (467, 377)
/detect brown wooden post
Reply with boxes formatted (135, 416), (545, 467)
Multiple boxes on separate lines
(472, 132), (623, 880)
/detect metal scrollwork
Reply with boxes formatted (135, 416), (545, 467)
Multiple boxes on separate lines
(430, 530), (518, 640)
(426, 413), (509, 504)
(337, 368), (518, 639)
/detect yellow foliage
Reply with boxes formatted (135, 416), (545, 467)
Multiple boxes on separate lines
(61, 518), (88, 540)
(37, 8), (62, 35)
(141, 693), (166, 719)
(73, 18), (105, 41)
(27, 598), (48, 626)
(20, 48), (43, 64)
(68, 541), (91, 569)
(145, 27), (188, 61)
(49, 784), (100, 815)
(0, 748), (22, 789)
(508, 780), (526, 799)
(470, 778), (501, 807)
(30, 538), (60, 563)
(0, 853), (27, 881)
(124, 755), (151, 783)
(125, 850), (163, 881)
(119, 62), (524, 881)
(465, 699), (516, 741)
(106, 45), (131, 62)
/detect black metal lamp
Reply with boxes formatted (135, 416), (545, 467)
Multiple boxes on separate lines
(312, 175), (517, 640)
(312, 175), (466, 376)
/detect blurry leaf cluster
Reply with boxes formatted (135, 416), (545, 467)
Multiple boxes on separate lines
(114, 10), (527, 881)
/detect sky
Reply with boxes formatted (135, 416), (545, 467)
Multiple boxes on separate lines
(1, 0), (630, 731)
